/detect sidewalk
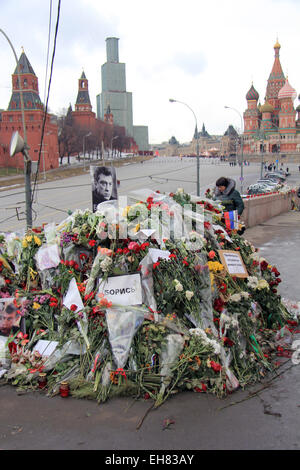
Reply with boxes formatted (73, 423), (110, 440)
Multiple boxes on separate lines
(243, 209), (300, 301)
(0, 210), (300, 451)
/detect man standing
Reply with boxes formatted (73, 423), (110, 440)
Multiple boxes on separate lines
(213, 177), (244, 216)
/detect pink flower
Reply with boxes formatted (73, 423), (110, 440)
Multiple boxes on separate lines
(128, 241), (140, 252)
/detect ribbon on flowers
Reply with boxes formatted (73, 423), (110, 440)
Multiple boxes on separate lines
(151, 354), (157, 367)
(91, 354), (100, 373)
(249, 334), (259, 354)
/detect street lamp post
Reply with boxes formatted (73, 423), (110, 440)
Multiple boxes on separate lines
(169, 99), (200, 196)
(1, 28), (32, 229)
(224, 106), (244, 194)
(111, 135), (119, 159)
(83, 132), (92, 170)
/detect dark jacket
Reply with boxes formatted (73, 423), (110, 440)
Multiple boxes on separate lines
(214, 179), (244, 215)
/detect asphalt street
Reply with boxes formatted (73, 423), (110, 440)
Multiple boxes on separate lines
(0, 156), (288, 232)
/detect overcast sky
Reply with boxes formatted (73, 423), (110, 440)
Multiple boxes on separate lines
(0, 0), (299, 144)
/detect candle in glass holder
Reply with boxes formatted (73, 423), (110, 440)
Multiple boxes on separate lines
(59, 381), (69, 397)
(38, 373), (47, 389)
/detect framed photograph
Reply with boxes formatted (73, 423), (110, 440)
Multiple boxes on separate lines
(90, 166), (118, 212)
(0, 297), (25, 337)
(218, 250), (248, 278)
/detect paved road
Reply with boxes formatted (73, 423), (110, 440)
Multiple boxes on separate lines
(0, 157), (280, 232)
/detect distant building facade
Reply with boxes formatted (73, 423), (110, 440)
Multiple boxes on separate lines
(97, 37), (149, 151)
(71, 69), (137, 154)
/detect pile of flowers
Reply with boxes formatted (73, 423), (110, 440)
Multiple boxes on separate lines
(0, 187), (299, 407)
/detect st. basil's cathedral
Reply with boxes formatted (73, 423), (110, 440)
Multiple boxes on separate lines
(243, 40), (300, 155)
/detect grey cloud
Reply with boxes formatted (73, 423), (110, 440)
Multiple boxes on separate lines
(2, 0), (118, 67)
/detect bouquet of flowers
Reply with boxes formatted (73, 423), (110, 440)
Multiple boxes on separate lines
(0, 188), (298, 408)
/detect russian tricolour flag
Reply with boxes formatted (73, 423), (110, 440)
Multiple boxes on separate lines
(224, 210), (239, 230)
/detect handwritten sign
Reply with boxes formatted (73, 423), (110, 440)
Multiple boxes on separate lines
(98, 273), (142, 306)
(218, 250), (248, 278)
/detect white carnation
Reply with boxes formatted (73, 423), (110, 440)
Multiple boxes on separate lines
(174, 279), (183, 292)
(229, 293), (242, 302)
(247, 276), (259, 289)
(257, 279), (269, 290)
(185, 290), (194, 301)
(241, 291), (250, 299)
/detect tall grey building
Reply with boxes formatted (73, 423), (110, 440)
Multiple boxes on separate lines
(97, 37), (149, 151)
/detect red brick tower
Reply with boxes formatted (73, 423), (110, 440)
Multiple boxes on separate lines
(72, 71), (95, 130)
(104, 104), (114, 125)
(0, 50), (59, 170)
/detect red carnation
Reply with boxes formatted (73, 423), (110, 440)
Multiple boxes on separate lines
(213, 297), (225, 313)
(210, 360), (222, 372)
(260, 260), (268, 271)
(70, 304), (78, 312)
(194, 383), (207, 393)
(88, 240), (96, 247)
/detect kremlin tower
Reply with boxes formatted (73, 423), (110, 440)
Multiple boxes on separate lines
(0, 51), (59, 170)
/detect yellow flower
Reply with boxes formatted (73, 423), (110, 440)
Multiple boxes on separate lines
(34, 235), (42, 246)
(207, 261), (224, 272)
(33, 302), (41, 310)
(122, 206), (131, 217)
(26, 235), (33, 243)
(22, 239), (28, 248)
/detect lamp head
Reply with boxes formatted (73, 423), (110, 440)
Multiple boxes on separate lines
(169, 99), (176, 103)
(10, 131), (25, 157)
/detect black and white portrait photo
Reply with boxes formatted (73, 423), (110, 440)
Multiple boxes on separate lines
(91, 166), (118, 212)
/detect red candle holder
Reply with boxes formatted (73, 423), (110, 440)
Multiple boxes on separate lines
(59, 381), (70, 398)
(38, 373), (47, 390)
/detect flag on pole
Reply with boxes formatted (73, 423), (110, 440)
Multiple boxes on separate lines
(224, 210), (239, 230)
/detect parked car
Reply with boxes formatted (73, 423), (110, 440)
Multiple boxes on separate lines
(256, 179), (279, 186)
(256, 180), (281, 190)
(264, 172), (286, 182)
(247, 183), (275, 195)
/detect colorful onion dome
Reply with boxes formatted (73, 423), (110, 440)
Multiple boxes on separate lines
(246, 83), (259, 101)
(274, 39), (281, 49)
(260, 100), (274, 113)
(278, 78), (297, 100)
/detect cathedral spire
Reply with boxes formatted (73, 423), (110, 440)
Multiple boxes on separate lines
(265, 39), (285, 113)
